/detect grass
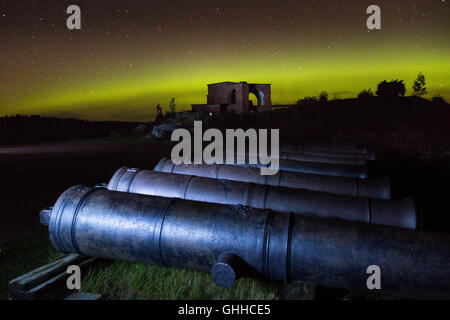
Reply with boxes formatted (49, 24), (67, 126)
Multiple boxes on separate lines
(1, 230), (278, 300)
(82, 261), (279, 300)
(0, 229), (63, 300)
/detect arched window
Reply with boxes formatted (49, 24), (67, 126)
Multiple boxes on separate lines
(258, 91), (265, 106)
(230, 90), (237, 104)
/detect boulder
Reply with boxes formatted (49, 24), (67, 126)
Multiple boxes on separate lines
(151, 123), (177, 139)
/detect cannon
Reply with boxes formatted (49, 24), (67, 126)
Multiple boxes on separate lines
(154, 158), (390, 199)
(230, 159), (368, 178)
(107, 167), (416, 229)
(170, 149), (369, 178)
(281, 142), (376, 160)
(41, 186), (450, 299)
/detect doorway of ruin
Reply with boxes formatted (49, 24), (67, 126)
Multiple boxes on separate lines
(249, 92), (259, 111)
(230, 89), (237, 104)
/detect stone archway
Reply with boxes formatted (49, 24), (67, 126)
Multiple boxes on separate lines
(248, 92), (259, 111)
(249, 87), (264, 110)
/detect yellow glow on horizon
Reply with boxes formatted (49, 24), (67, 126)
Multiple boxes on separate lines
(3, 45), (450, 121)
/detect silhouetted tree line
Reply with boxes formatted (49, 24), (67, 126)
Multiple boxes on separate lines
(356, 80), (407, 99)
(358, 73), (444, 102)
(0, 115), (140, 145)
(297, 73), (447, 105)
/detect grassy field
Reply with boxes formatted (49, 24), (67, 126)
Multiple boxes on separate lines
(82, 261), (278, 300)
(0, 230), (63, 300)
(1, 232), (390, 300)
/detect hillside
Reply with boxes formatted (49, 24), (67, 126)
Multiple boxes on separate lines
(0, 115), (143, 145)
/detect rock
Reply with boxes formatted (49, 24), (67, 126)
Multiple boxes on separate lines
(151, 123), (177, 139)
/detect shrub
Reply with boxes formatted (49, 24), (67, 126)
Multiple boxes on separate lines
(297, 96), (319, 106)
(358, 88), (374, 99)
(318, 91), (328, 103)
(431, 94), (447, 104)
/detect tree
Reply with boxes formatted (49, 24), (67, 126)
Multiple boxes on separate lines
(318, 91), (328, 103)
(155, 103), (164, 123)
(164, 97), (177, 119)
(376, 80), (406, 97)
(412, 73), (427, 97)
(358, 88), (374, 99)
(169, 97), (176, 114)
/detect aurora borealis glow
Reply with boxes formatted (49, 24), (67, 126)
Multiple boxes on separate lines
(1, 0), (449, 121)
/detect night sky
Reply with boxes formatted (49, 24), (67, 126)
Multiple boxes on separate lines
(1, 0), (449, 121)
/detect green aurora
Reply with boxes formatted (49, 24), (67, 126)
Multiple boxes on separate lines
(1, 1), (449, 121)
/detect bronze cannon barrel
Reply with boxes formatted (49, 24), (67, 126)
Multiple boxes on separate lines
(108, 167), (415, 229)
(155, 158), (390, 199)
(42, 186), (450, 299)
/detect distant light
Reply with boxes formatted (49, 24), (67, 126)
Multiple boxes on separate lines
(209, 113), (213, 117)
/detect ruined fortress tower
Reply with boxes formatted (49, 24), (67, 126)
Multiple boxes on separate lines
(192, 81), (272, 114)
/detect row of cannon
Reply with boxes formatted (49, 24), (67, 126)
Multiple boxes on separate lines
(40, 142), (450, 299)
